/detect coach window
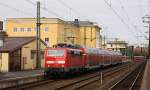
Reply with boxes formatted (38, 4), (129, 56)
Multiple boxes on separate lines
(74, 51), (80, 55)
(68, 50), (74, 56)
(68, 50), (71, 54)
(71, 51), (74, 55)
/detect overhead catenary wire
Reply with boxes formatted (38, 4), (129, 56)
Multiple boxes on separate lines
(0, 1), (37, 26)
(118, 0), (147, 39)
(0, 2), (32, 16)
(56, 0), (90, 21)
(103, 0), (130, 29)
(56, 0), (104, 25)
(25, 0), (98, 29)
(103, 0), (143, 45)
(25, 0), (83, 41)
(25, 0), (66, 20)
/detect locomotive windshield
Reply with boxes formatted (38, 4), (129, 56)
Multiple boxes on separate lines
(47, 50), (65, 56)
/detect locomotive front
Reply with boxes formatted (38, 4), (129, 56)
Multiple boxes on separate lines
(44, 48), (67, 76)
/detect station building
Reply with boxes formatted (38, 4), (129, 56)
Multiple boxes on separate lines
(5, 18), (102, 48)
(0, 35), (47, 72)
(106, 40), (128, 55)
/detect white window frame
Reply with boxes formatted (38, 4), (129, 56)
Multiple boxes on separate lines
(13, 27), (17, 32)
(45, 27), (49, 32)
(27, 28), (31, 32)
(20, 28), (25, 32)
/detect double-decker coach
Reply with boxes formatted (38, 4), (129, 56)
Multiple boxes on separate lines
(80, 48), (122, 69)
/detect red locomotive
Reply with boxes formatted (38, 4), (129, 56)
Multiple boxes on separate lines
(44, 44), (124, 76)
(44, 48), (84, 74)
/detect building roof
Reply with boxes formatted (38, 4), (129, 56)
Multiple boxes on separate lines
(6, 18), (65, 24)
(6, 18), (101, 29)
(68, 21), (94, 25)
(107, 41), (128, 44)
(67, 21), (101, 29)
(0, 37), (36, 52)
(78, 21), (94, 25)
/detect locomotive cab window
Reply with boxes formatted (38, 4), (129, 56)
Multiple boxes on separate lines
(47, 50), (65, 56)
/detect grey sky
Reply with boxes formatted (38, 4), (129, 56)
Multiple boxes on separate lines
(0, 0), (149, 46)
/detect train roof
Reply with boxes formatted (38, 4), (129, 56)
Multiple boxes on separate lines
(84, 48), (122, 55)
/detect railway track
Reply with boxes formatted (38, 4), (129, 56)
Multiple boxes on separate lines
(3, 79), (56, 90)
(109, 61), (146, 90)
(4, 62), (133, 90)
(54, 63), (132, 90)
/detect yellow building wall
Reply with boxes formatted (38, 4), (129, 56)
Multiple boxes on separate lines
(5, 18), (101, 48)
(40, 23), (58, 47)
(5, 18), (60, 47)
(59, 23), (80, 45)
(79, 26), (100, 48)
(0, 53), (9, 72)
(21, 40), (46, 70)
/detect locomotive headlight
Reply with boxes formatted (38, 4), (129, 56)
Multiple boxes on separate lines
(57, 61), (65, 64)
(47, 61), (54, 64)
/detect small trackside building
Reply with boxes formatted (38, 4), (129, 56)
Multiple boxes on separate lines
(0, 37), (47, 72)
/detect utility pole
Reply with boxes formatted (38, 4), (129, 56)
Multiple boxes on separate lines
(143, 15), (150, 59)
(36, 1), (41, 68)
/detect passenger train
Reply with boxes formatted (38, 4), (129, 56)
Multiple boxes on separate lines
(44, 44), (127, 76)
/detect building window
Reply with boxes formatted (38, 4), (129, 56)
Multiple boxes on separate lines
(45, 27), (49, 32)
(20, 28), (24, 32)
(23, 57), (27, 64)
(111, 44), (113, 47)
(13, 28), (17, 32)
(45, 38), (49, 46)
(31, 52), (35, 59)
(27, 28), (31, 32)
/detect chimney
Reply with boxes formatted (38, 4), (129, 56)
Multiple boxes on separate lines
(74, 19), (79, 27)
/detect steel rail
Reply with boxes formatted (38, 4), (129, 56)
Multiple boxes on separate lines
(54, 63), (129, 90)
(109, 61), (146, 90)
